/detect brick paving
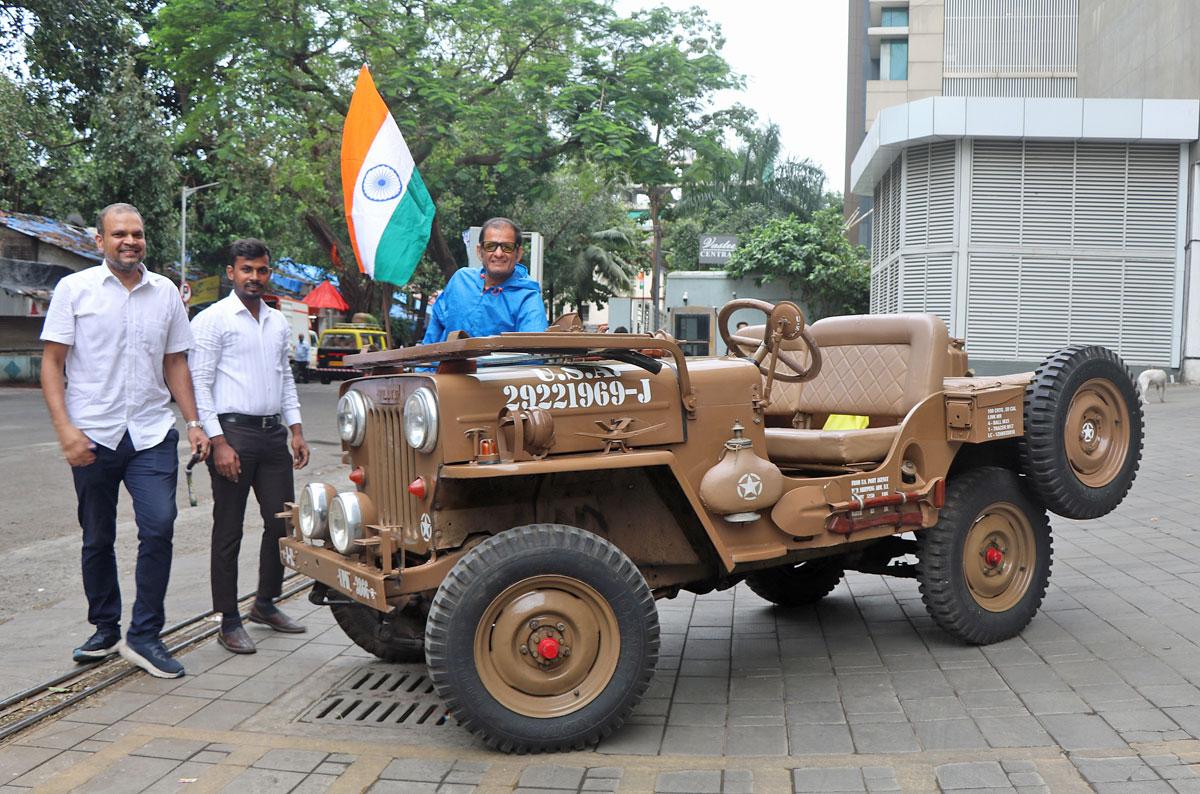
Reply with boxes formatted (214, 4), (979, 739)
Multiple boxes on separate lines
(1, 385), (1198, 792)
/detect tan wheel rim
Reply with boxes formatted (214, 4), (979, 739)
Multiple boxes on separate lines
(474, 575), (620, 719)
(1064, 377), (1131, 488)
(962, 502), (1036, 613)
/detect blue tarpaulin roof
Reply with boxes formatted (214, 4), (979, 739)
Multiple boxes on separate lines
(0, 210), (102, 262)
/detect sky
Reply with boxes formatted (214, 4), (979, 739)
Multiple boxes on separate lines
(617, 0), (850, 194)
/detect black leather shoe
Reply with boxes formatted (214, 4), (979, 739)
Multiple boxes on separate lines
(217, 625), (257, 654)
(248, 605), (306, 634)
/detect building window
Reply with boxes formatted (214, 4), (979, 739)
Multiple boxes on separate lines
(881, 39), (908, 80)
(881, 8), (908, 27)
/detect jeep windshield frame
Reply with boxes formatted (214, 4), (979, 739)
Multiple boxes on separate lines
(345, 331), (698, 415)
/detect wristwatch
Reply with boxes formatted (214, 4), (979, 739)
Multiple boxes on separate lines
(185, 420), (204, 430)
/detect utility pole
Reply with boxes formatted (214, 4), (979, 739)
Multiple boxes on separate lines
(179, 181), (220, 297)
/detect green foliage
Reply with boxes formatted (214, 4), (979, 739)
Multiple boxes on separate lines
(0, 75), (83, 217)
(5, 0), (780, 325)
(515, 165), (644, 313)
(667, 123), (828, 271)
(725, 207), (870, 320)
(80, 58), (179, 266)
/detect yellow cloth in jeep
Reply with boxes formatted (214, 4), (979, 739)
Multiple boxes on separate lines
(822, 413), (870, 431)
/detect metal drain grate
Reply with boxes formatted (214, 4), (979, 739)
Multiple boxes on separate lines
(300, 665), (454, 728)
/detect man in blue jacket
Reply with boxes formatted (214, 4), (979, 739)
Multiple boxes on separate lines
(421, 217), (547, 344)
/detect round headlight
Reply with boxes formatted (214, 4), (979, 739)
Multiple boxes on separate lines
(298, 483), (336, 541)
(337, 389), (369, 446)
(329, 492), (369, 555)
(403, 387), (439, 453)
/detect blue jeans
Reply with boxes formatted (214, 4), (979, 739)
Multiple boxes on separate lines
(72, 429), (179, 642)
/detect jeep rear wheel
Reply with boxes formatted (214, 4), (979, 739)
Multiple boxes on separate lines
(917, 467), (1052, 645)
(330, 601), (425, 663)
(1019, 345), (1143, 519)
(744, 558), (844, 607)
(425, 524), (659, 753)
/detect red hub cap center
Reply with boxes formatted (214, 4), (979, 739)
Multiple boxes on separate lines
(536, 637), (560, 660)
(985, 547), (1003, 567)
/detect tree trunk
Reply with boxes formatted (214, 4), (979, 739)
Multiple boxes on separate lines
(413, 291), (429, 344)
(426, 213), (458, 281)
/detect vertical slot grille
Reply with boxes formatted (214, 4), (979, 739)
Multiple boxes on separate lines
(367, 405), (418, 532)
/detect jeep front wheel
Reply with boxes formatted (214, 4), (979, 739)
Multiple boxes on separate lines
(917, 467), (1052, 645)
(425, 524), (659, 753)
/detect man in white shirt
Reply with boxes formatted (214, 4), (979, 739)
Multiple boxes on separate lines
(293, 334), (311, 383)
(189, 238), (310, 654)
(41, 203), (210, 679)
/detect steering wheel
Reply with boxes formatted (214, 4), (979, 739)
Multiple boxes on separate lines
(718, 298), (822, 383)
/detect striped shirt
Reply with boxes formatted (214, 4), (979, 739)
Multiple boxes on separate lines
(40, 264), (193, 451)
(189, 293), (302, 437)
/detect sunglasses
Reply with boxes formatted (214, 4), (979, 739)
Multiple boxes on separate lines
(481, 240), (518, 254)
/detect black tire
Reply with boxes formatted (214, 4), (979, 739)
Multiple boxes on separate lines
(330, 602), (425, 663)
(1019, 345), (1143, 519)
(744, 558), (844, 607)
(319, 375), (331, 385)
(917, 467), (1052, 645)
(425, 524), (659, 753)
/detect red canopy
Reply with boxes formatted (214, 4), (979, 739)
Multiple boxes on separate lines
(303, 280), (349, 311)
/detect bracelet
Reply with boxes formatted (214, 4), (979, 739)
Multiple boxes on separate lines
(185, 420), (203, 430)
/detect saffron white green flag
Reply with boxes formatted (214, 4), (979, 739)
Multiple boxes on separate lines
(341, 65), (434, 285)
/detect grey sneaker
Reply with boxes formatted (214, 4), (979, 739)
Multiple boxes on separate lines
(119, 638), (184, 679)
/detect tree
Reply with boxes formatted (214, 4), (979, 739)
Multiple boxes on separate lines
(676, 123), (826, 223)
(0, 75), (83, 216)
(147, 0), (742, 315)
(515, 166), (644, 316)
(725, 206), (870, 320)
(665, 123), (827, 272)
(80, 58), (179, 266)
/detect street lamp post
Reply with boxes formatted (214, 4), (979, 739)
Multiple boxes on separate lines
(179, 181), (219, 296)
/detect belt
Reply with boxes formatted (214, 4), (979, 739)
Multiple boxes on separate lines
(218, 413), (282, 429)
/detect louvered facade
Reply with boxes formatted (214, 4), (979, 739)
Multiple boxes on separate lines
(942, 0), (1078, 98)
(864, 122), (1189, 368)
(871, 141), (957, 328)
(963, 140), (1181, 365)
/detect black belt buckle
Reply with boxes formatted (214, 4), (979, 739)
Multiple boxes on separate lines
(221, 413), (280, 429)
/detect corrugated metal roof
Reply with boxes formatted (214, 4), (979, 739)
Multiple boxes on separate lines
(0, 210), (102, 262)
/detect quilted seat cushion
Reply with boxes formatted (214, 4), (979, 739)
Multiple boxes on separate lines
(764, 426), (900, 466)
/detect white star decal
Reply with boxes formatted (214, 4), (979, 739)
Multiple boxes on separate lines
(420, 513), (433, 541)
(737, 473), (763, 500)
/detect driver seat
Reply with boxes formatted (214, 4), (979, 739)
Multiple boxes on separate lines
(740, 314), (948, 466)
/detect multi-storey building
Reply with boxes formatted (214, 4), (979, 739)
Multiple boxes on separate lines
(845, 1), (1200, 378)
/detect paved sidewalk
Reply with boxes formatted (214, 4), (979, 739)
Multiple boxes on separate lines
(1, 385), (1198, 793)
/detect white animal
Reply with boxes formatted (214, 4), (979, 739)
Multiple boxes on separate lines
(1137, 368), (1167, 403)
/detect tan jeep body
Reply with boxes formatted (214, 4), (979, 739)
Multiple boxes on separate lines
(280, 305), (1142, 752)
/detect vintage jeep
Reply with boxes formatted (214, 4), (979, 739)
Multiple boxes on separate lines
(279, 299), (1142, 753)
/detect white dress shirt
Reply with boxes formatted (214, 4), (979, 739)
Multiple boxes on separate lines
(40, 264), (193, 451)
(189, 293), (302, 438)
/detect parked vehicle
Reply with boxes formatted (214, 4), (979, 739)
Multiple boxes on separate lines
(279, 299), (1143, 752)
(313, 324), (390, 384)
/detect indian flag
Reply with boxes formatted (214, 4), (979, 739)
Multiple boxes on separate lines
(341, 65), (434, 286)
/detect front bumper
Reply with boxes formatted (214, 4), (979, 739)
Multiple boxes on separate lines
(279, 537), (392, 610)
(278, 503), (464, 612)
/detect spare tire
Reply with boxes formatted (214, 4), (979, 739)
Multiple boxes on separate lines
(1018, 345), (1143, 519)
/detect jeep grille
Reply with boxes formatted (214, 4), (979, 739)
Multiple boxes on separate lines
(366, 405), (420, 532)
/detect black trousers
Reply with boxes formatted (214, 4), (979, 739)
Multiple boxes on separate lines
(208, 421), (293, 616)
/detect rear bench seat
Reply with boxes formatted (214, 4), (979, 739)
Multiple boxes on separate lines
(742, 314), (948, 466)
